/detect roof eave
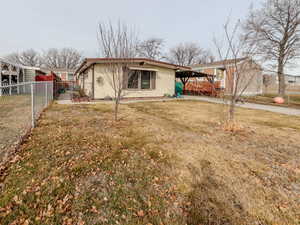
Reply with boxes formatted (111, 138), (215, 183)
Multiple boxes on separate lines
(76, 58), (190, 74)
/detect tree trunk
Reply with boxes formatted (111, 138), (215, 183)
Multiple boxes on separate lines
(229, 97), (236, 122)
(114, 99), (119, 121)
(277, 58), (286, 97)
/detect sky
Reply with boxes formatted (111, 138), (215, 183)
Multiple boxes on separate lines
(1, 0), (299, 75)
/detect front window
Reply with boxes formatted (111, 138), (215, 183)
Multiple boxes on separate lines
(127, 70), (156, 90)
(68, 73), (74, 81)
(128, 70), (139, 89)
(141, 71), (151, 89)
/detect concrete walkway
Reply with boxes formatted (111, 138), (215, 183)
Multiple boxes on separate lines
(183, 95), (300, 116)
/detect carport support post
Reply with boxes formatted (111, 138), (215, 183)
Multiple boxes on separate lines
(180, 77), (189, 95)
(31, 83), (35, 128)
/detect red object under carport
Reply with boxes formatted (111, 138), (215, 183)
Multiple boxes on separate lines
(35, 74), (55, 81)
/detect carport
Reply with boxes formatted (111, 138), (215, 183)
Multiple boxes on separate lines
(175, 70), (217, 95)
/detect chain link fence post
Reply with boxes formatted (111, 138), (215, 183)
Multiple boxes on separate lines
(31, 82), (35, 128)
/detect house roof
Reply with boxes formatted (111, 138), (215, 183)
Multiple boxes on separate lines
(41, 68), (76, 73)
(0, 57), (25, 69)
(191, 57), (248, 68)
(75, 58), (191, 74)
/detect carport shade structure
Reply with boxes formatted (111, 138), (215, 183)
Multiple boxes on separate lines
(175, 70), (215, 93)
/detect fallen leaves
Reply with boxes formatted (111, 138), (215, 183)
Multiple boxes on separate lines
(13, 195), (22, 205)
(137, 210), (145, 217)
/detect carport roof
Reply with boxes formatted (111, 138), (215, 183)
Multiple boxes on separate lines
(176, 70), (215, 78)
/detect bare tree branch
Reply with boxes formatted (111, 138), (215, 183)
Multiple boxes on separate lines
(97, 21), (139, 121)
(167, 42), (214, 66)
(243, 0), (300, 96)
(137, 38), (164, 60)
(5, 49), (42, 67)
(42, 48), (84, 69)
(214, 19), (262, 126)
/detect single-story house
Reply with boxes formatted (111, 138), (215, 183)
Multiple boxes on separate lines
(0, 58), (48, 86)
(44, 68), (75, 81)
(23, 66), (47, 82)
(191, 58), (263, 96)
(75, 58), (190, 99)
(0, 58), (25, 87)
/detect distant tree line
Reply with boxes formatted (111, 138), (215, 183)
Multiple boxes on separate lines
(136, 38), (215, 65)
(4, 48), (84, 70)
(5, 41), (215, 70)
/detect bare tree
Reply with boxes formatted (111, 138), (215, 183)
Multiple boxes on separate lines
(263, 74), (275, 93)
(97, 21), (139, 121)
(214, 20), (262, 127)
(42, 48), (83, 69)
(137, 38), (164, 60)
(5, 49), (41, 67)
(244, 0), (300, 97)
(168, 42), (201, 66)
(197, 49), (215, 64)
(167, 42), (213, 66)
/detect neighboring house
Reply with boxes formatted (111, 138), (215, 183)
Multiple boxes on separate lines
(277, 75), (300, 85)
(23, 66), (47, 82)
(0, 58), (48, 86)
(45, 69), (75, 81)
(191, 58), (263, 96)
(75, 58), (189, 99)
(0, 58), (25, 86)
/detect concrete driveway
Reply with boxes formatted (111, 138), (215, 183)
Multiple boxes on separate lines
(183, 95), (300, 116)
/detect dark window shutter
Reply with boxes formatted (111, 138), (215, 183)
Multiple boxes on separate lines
(151, 72), (156, 89)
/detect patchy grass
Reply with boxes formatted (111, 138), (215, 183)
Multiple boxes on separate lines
(1, 101), (300, 224)
(0, 103), (182, 225)
(0, 95), (32, 165)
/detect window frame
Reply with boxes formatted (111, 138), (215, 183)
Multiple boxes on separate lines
(68, 73), (74, 81)
(126, 70), (156, 90)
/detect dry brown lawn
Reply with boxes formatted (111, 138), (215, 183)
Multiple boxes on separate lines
(0, 95), (32, 165)
(0, 100), (299, 225)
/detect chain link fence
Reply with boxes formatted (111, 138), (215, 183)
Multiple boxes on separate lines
(0, 81), (53, 165)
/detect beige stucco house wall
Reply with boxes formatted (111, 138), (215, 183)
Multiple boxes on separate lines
(76, 58), (187, 99)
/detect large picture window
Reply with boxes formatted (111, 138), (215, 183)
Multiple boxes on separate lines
(141, 71), (151, 89)
(128, 70), (139, 89)
(127, 70), (156, 90)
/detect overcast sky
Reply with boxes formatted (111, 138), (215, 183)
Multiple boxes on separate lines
(1, 0), (299, 75)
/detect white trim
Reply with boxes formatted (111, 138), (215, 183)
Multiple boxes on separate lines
(22, 66), (42, 70)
